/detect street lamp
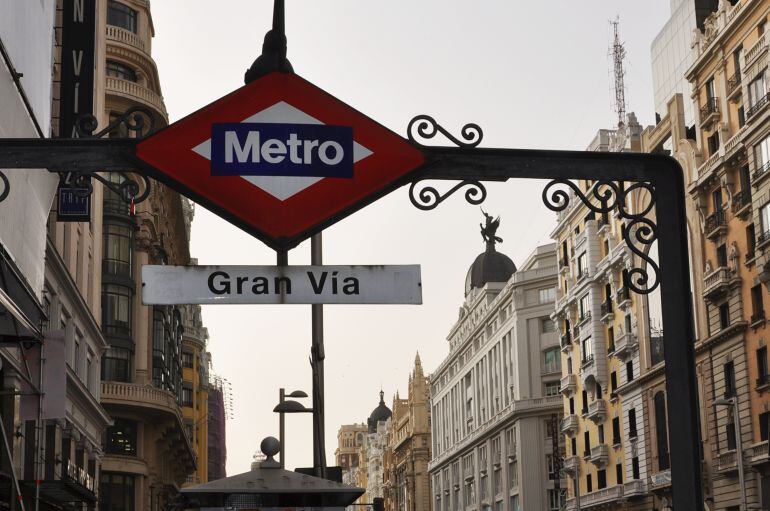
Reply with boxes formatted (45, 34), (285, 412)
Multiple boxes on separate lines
(714, 397), (746, 511)
(274, 388), (311, 468)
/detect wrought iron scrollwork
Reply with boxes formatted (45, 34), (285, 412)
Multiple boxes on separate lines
(75, 106), (155, 139)
(0, 171), (9, 203)
(544, 179), (659, 295)
(409, 180), (487, 211)
(407, 115), (483, 148)
(65, 170), (152, 205)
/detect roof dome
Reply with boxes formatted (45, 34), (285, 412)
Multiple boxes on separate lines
(464, 242), (516, 296)
(367, 390), (392, 433)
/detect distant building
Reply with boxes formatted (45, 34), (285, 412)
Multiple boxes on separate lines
(207, 378), (227, 481)
(383, 354), (431, 511)
(336, 423), (368, 474)
(428, 237), (564, 511)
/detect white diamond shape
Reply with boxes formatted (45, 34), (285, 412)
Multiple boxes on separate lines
(192, 101), (373, 201)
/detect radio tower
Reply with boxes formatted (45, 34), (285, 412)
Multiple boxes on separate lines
(610, 16), (627, 128)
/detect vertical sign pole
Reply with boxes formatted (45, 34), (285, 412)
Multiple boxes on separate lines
(311, 233), (327, 477)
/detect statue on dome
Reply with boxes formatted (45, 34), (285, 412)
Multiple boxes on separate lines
(480, 209), (503, 245)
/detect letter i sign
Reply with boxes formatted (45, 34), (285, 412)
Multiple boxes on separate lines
(134, 72), (426, 250)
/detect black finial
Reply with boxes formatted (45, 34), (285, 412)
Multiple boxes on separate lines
(379, 389), (385, 405)
(245, 0), (293, 84)
(480, 209), (503, 250)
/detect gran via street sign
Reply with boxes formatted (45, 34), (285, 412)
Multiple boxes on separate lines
(141, 265), (422, 305)
(134, 72), (425, 251)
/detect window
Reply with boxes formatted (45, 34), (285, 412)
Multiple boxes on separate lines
(581, 390), (588, 414)
(706, 77), (716, 100)
(762, 204), (770, 239)
(748, 223), (757, 256)
(626, 360), (634, 382)
(760, 412), (770, 441)
(586, 473), (592, 493)
(102, 284), (132, 337)
(569, 397), (575, 415)
(567, 357), (573, 375)
(582, 337), (593, 363)
(579, 294), (590, 320)
(543, 347), (560, 373)
(724, 361), (736, 398)
(181, 386), (193, 407)
(597, 469), (607, 490)
(508, 459), (518, 488)
(740, 165), (751, 193)
(607, 326), (614, 350)
(493, 467), (501, 495)
(654, 391), (670, 471)
(106, 60), (137, 82)
(547, 489), (564, 511)
(759, 347), (769, 386)
(612, 417), (621, 445)
(545, 382), (560, 397)
(583, 431), (590, 456)
(616, 463), (623, 485)
(708, 132), (720, 156)
(105, 419), (137, 456)
(719, 303), (730, 330)
(610, 371), (618, 393)
(107, 1), (138, 32)
(103, 222), (133, 277)
(539, 287), (555, 303)
(716, 244), (727, 267)
(628, 408), (638, 438)
(632, 456), (640, 479)
(99, 472), (135, 511)
(464, 479), (475, 507)
(102, 347), (131, 382)
(749, 74), (767, 111)
(541, 317), (555, 333)
(577, 253), (588, 278)
(752, 286), (765, 324)
(598, 424), (605, 444)
(726, 419), (737, 451)
(510, 495), (520, 511)
(182, 351), (194, 368)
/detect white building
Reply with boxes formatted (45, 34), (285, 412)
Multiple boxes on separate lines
(429, 240), (564, 511)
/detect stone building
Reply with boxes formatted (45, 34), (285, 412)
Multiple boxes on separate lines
(383, 354), (431, 511)
(551, 117), (666, 511)
(207, 375), (228, 482)
(336, 423), (368, 476)
(429, 238), (564, 511)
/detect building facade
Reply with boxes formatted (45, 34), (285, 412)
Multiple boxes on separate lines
(429, 240), (564, 511)
(207, 376), (228, 481)
(384, 354), (431, 511)
(552, 117), (668, 510)
(680, 0), (770, 507)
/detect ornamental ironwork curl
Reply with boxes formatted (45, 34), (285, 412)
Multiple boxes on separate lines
(407, 115), (483, 148)
(409, 180), (487, 211)
(75, 106), (155, 139)
(0, 171), (8, 203)
(64, 170), (152, 205)
(543, 178), (659, 295)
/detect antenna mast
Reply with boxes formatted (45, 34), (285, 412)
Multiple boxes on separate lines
(610, 16), (627, 128)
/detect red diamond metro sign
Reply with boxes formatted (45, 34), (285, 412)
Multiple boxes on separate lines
(134, 72), (426, 250)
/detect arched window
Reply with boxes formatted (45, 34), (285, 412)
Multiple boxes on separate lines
(106, 60), (137, 82)
(654, 391), (670, 470)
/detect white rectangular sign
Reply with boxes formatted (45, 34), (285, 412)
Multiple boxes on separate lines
(141, 265), (422, 305)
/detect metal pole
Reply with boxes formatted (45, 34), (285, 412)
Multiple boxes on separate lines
(574, 471), (580, 511)
(733, 399), (747, 511)
(34, 342), (43, 511)
(0, 410), (25, 511)
(311, 233), (326, 477)
(279, 388), (285, 469)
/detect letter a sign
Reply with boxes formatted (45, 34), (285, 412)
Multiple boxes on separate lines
(134, 72), (426, 250)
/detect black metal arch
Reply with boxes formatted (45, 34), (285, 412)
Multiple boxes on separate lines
(0, 113), (702, 511)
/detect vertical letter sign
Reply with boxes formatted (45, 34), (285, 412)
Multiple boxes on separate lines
(57, 0), (96, 222)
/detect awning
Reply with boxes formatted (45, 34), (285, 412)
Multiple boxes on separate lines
(20, 478), (97, 504)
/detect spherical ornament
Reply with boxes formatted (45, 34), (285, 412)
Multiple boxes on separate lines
(260, 436), (281, 457)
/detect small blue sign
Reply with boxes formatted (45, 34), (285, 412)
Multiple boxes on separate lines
(210, 123), (354, 178)
(57, 185), (91, 222)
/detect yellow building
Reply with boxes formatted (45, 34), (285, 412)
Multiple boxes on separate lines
(553, 118), (664, 510)
(181, 301), (209, 486)
(681, 1), (770, 507)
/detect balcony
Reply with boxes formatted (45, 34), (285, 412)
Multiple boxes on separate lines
(600, 299), (614, 323)
(731, 189), (751, 218)
(597, 214), (610, 234)
(650, 469), (671, 489)
(105, 76), (167, 119)
(702, 267), (738, 301)
(747, 441), (770, 465)
(567, 485), (624, 510)
(560, 374), (577, 396)
(560, 332), (572, 352)
(623, 479), (647, 498)
(752, 310), (766, 326)
(581, 355), (597, 382)
(106, 25), (147, 53)
(589, 444), (609, 467)
(745, 33), (767, 68)
(572, 324), (581, 340)
(754, 161), (770, 186)
(562, 456), (580, 475)
(576, 269), (591, 284)
(748, 93), (770, 120)
(715, 449), (738, 472)
(727, 72), (742, 100)
(704, 210), (727, 239)
(724, 126), (747, 160)
(699, 97), (720, 129)
(578, 311), (592, 326)
(616, 287), (631, 309)
(759, 229), (770, 249)
(561, 414), (579, 437)
(586, 399), (607, 424)
(614, 332), (638, 361)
